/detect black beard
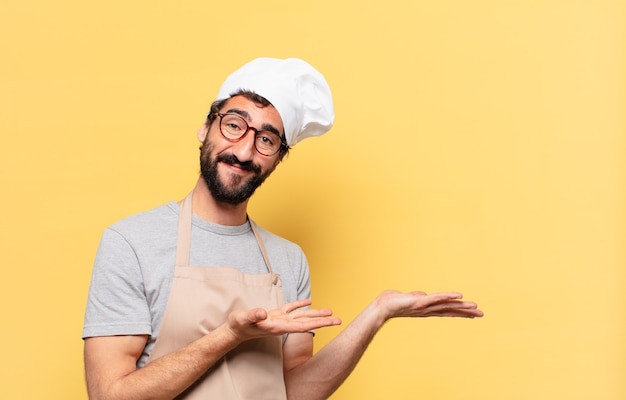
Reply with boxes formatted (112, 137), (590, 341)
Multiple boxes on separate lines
(200, 143), (272, 205)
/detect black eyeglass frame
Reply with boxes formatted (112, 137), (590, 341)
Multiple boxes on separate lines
(212, 112), (288, 157)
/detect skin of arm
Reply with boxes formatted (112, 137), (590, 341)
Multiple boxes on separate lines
(84, 300), (341, 400)
(85, 292), (482, 400)
(283, 290), (484, 400)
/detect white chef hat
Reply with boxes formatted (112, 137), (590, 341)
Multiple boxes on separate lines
(216, 57), (335, 146)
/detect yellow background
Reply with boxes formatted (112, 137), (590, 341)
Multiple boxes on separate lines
(1, 0), (624, 399)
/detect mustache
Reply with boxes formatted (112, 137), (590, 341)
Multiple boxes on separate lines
(216, 153), (261, 173)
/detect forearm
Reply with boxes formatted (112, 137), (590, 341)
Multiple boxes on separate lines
(284, 290), (483, 400)
(86, 325), (241, 400)
(87, 300), (342, 400)
(285, 301), (386, 400)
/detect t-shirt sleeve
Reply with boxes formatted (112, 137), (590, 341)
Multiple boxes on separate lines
(295, 250), (315, 337)
(296, 251), (312, 302)
(82, 228), (152, 339)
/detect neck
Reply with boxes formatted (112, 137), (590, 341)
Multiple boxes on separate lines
(187, 177), (250, 226)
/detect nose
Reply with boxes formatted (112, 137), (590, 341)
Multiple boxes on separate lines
(230, 128), (257, 162)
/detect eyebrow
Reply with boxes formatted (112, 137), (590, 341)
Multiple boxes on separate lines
(224, 108), (283, 138)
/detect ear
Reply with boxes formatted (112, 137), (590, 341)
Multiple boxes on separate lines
(197, 123), (209, 143)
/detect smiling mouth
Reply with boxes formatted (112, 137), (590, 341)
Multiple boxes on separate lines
(223, 163), (253, 175)
(216, 154), (261, 174)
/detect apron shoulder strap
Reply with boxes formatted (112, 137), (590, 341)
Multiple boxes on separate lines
(176, 192), (276, 277)
(175, 192), (193, 267)
(249, 219), (275, 275)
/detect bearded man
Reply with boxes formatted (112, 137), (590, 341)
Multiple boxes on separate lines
(83, 57), (483, 400)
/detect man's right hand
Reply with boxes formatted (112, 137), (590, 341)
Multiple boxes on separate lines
(225, 299), (342, 342)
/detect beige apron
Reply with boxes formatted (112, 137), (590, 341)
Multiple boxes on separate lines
(147, 193), (287, 400)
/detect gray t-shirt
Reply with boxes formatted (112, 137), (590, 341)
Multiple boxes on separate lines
(83, 201), (311, 367)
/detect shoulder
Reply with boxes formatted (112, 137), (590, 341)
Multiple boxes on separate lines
(105, 202), (179, 240)
(250, 221), (309, 271)
(251, 222), (303, 254)
(91, 202), (179, 287)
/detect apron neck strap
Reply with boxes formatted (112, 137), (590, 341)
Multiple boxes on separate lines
(175, 192), (274, 274)
(175, 193), (194, 267)
(248, 220), (274, 274)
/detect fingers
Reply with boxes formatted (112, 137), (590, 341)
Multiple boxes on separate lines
(381, 290), (484, 319)
(258, 309), (341, 335)
(430, 300), (478, 310)
(279, 299), (337, 320)
(233, 301), (342, 335)
(421, 292), (463, 304)
(431, 308), (484, 318)
(421, 299), (484, 318)
(276, 301), (342, 330)
(235, 308), (268, 325)
(427, 300), (479, 312)
(281, 299), (313, 314)
(413, 292), (482, 312)
(287, 307), (334, 319)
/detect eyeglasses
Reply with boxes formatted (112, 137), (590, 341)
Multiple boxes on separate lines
(213, 112), (287, 156)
